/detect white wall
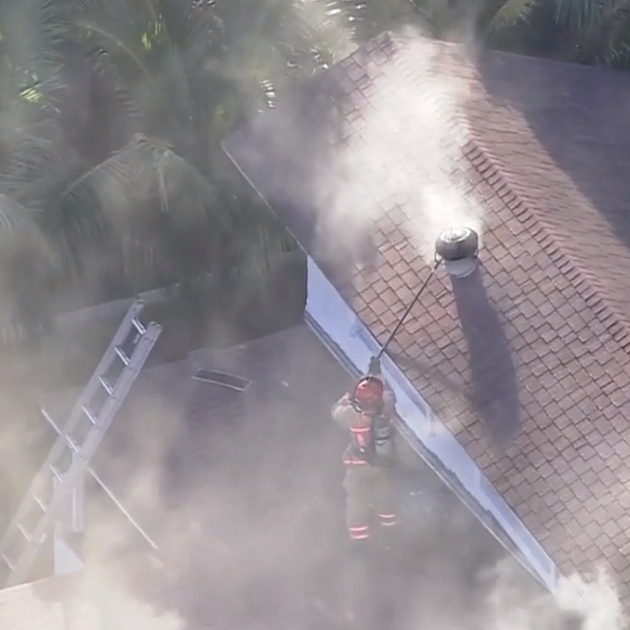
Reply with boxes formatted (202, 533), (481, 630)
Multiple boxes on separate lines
(305, 257), (561, 593)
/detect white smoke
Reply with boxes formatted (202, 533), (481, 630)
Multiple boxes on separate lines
(555, 569), (625, 630)
(63, 565), (184, 630)
(0, 559), (184, 630)
(315, 28), (483, 267)
(483, 557), (625, 630)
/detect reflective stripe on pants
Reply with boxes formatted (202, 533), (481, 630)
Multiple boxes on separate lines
(348, 525), (370, 540)
(343, 467), (398, 533)
(378, 513), (397, 527)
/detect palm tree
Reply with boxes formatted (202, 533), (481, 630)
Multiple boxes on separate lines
(480, 0), (537, 33)
(0, 0), (331, 325)
(0, 193), (56, 342)
(459, 0), (630, 68)
(401, 0), (536, 40)
(544, 0), (630, 67)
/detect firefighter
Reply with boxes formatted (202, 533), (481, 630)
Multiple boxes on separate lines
(332, 361), (398, 544)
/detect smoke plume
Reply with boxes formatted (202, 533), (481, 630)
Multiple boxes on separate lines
(316, 27), (483, 268)
(484, 558), (625, 630)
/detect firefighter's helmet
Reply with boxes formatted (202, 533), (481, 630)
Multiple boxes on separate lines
(352, 375), (385, 413)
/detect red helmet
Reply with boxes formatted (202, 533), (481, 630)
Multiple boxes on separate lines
(352, 376), (385, 413)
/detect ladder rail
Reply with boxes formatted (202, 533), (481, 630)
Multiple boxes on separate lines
(27, 299), (145, 473)
(5, 323), (160, 532)
(0, 300), (162, 588)
(60, 299), (145, 435)
(0, 300), (147, 537)
(22, 320), (156, 508)
(40, 409), (159, 551)
(5, 326), (161, 586)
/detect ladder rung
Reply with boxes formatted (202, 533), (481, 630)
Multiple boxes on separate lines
(82, 404), (99, 425)
(34, 496), (48, 511)
(98, 376), (113, 395)
(2, 553), (14, 571)
(49, 464), (63, 482)
(115, 346), (130, 366)
(132, 317), (146, 335)
(17, 524), (31, 542)
(66, 436), (80, 452)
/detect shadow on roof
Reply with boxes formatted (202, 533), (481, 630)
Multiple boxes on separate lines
(450, 266), (521, 445)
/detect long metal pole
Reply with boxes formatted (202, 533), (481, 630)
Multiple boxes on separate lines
(375, 260), (441, 360)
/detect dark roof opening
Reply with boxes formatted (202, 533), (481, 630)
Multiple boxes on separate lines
(192, 369), (252, 392)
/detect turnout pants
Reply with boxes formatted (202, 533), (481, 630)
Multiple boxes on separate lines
(343, 465), (398, 540)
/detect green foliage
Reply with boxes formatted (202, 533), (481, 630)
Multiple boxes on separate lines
(0, 0), (630, 344)
(550, 0), (630, 67)
(0, 0), (328, 338)
(479, 0), (630, 68)
(484, 0), (536, 32)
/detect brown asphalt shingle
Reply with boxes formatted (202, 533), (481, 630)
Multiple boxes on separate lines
(224, 31), (630, 604)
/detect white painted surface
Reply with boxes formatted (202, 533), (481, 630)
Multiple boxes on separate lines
(53, 535), (84, 576)
(305, 257), (561, 593)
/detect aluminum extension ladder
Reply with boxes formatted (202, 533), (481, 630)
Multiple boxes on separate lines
(0, 299), (162, 588)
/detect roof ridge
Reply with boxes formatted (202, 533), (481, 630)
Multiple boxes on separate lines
(464, 138), (630, 351)
(382, 28), (630, 82)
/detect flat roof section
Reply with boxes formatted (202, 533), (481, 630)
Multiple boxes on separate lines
(11, 325), (574, 629)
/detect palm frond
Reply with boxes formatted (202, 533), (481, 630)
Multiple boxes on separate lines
(156, 0), (226, 58)
(0, 194), (57, 274)
(0, 193), (39, 232)
(485, 0), (537, 32)
(221, 188), (295, 277)
(0, 0), (68, 112)
(599, 2), (630, 66)
(0, 193), (58, 342)
(552, 0), (606, 32)
(132, 46), (195, 142)
(0, 116), (75, 200)
(51, 133), (234, 287)
(287, 0), (357, 63)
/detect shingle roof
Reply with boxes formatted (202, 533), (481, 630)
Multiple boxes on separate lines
(470, 51), (630, 347)
(29, 324), (555, 629)
(223, 32), (630, 604)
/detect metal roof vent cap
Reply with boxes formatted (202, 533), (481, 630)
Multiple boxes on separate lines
(435, 226), (479, 278)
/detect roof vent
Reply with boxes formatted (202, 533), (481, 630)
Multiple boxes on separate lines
(193, 369), (252, 392)
(435, 226), (479, 278)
